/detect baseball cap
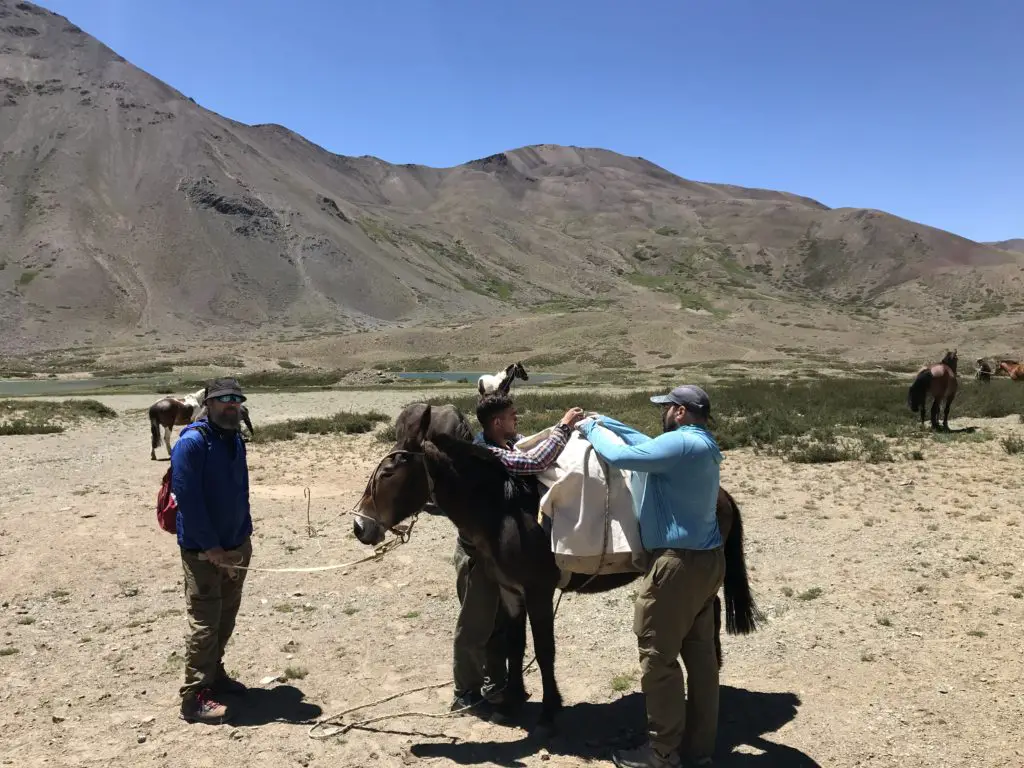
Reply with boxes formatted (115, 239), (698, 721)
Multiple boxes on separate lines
(650, 384), (711, 417)
(204, 377), (247, 402)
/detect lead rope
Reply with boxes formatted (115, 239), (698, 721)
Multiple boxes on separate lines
(204, 450), (425, 575)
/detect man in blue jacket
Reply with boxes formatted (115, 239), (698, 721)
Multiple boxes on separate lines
(171, 377), (253, 724)
(577, 385), (724, 768)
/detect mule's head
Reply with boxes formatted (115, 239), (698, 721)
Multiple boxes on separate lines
(513, 361), (529, 382)
(352, 405), (433, 546)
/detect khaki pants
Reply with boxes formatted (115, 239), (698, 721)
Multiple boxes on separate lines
(633, 547), (726, 759)
(452, 538), (508, 699)
(178, 537), (252, 699)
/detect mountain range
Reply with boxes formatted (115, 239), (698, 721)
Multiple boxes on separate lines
(1, 0), (1021, 364)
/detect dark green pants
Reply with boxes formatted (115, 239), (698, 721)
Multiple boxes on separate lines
(178, 538), (252, 699)
(452, 537), (509, 700)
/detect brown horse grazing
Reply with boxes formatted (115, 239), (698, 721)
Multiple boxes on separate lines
(907, 349), (959, 431)
(352, 402), (762, 735)
(998, 360), (1024, 381)
(148, 388), (205, 460)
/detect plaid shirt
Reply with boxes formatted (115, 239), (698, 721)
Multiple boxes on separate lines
(474, 425), (571, 475)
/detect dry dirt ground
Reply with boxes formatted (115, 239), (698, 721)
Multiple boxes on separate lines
(2, 389), (1023, 768)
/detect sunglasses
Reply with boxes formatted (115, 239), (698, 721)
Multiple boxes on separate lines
(212, 394), (244, 403)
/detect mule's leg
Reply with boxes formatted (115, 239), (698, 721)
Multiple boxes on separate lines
(524, 586), (562, 732)
(942, 394), (955, 431)
(164, 425), (173, 455)
(929, 398), (941, 431)
(490, 607), (529, 725)
(502, 606), (527, 701)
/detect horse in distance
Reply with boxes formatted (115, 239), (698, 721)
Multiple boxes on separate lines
(477, 361), (529, 397)
(997, 360), (1024, 381)
(148, 388), (205, 460)
(907, 349), (959, 431)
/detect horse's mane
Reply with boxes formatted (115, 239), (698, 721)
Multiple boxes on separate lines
(427, 432), (539, 512)
(430, 431), (509, 477)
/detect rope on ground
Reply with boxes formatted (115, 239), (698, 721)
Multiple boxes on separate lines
(202, 534), (407, 574)
(306, 446), (612, 741)
(307, 589), (565, 740)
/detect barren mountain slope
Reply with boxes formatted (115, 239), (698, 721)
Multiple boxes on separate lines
(988, 238), (1024, 254)
(1, 0), (1021, 357)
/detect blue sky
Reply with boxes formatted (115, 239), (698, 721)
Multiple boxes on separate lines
(42, 0), (1022, 242)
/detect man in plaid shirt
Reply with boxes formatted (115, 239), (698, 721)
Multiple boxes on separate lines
(450, 393), (584, 722)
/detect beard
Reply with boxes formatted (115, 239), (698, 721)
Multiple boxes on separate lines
(210, 409), (242, 431)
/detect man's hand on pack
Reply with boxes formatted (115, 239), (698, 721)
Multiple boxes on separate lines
(558, 407), (586, 429)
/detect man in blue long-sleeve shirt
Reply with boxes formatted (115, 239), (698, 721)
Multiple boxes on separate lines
(577, 385), (725, 768)
(171, 377), (253, 724)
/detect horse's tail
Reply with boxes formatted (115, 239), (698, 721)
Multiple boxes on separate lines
(907, 368), (932, 412)
(722, 491), (763, 635)
(149, 409), (162, 451)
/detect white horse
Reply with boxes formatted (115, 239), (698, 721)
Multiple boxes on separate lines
(477, 361), (529, 397)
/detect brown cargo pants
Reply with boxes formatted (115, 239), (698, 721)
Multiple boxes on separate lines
(633, 546), (726, 760)
(178, 537), (252, 699)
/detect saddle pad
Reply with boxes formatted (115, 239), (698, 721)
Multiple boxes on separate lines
(515, 429), (646, 574)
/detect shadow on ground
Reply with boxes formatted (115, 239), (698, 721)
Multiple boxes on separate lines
(229, 684), (324, 727)
(409, 685), (820, 767)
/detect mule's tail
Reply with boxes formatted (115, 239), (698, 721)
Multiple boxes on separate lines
(149, 411), (162, 451)
(723, 492), (763, 635)
(907, 369), (932, 412)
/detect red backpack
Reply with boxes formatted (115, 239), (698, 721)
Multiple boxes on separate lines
(156, 424), (211, 534)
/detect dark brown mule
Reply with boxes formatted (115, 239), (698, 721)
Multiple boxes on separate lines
(907, 349), (959, 431)
(148, 388), (205, 460)
(352, 402), (762, 735)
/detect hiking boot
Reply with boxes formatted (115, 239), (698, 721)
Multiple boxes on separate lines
(449, 690), (493, 720)
(180, 688), (229, 724)
(212, 666), (248, 696)
(612, 743), (682, 768)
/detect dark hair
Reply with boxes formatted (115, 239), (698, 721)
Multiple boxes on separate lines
(476, 393), (514, 427)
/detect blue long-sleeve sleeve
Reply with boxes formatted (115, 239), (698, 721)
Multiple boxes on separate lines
(587, 416), (652, 447)
(581, 423), (691, 474)
(171, 432), (220, 551)
(577, 420), (725, 551)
